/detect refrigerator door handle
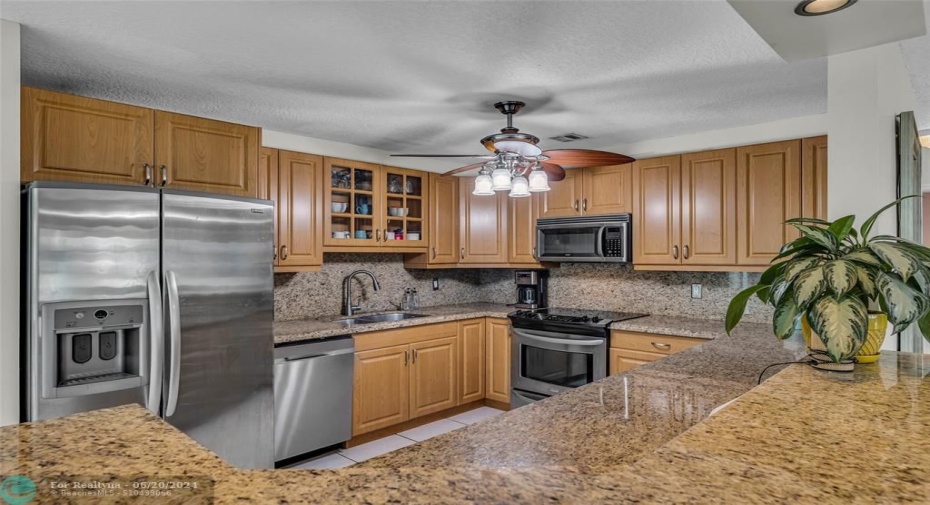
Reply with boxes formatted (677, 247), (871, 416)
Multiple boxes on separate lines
(165, 270), (182, 417)
(146, 271), (164, 414)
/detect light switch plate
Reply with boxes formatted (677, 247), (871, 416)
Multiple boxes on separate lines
(691, 283), (702, 299)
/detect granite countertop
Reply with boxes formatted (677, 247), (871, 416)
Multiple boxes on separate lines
(273, 302), (514, 344)
(5, 316), (930, 503)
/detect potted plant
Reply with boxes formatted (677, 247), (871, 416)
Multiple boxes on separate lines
(726, 196), (930, 370)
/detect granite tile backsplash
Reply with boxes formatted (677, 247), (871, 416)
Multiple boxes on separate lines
(275, 254), (772, 324)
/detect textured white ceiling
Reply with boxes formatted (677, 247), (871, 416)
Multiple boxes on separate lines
(1, 1), (827, 171)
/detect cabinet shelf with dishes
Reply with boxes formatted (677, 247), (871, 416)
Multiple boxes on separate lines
(323, 159), (429, 252)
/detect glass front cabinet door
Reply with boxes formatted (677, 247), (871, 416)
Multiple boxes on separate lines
(381, 166), (426, 248)
(324, 158), (382, 246)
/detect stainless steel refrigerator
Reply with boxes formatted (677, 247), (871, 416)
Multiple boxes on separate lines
(22, 182), (275, 469)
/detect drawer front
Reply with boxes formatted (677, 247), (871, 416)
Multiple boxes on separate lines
(610, 330), (703, 355)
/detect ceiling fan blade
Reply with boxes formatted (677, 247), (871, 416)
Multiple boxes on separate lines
(539, 162), (566, 182)
(541, 149), (635, 168)
(441, 161), (488, 177)
(391, 154), (493, 158)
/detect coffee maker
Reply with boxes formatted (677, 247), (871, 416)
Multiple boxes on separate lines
(514, 270), (548, 309)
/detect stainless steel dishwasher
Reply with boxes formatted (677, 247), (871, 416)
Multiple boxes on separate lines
(273, 335), (354, 463)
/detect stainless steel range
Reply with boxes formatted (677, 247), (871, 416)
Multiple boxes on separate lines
(509, 308), (648, 407)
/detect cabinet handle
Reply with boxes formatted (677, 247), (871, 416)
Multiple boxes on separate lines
(651, 342), (672, 351)
(143, 163), (153, 186)
(532, 247), (537, 259)
(582, 198), (588, 212)
(159, 165), (168, 187)
(683, 245), (690, 260)
(672, 245), (679, 260)
(273, 244), (277, 261)
(432, 247), (437, 259)
(404, 350), (409, 366)
(573, 199), (579, 211)
(280, 245), (288, 260)
(376, 229), (382, 242)
(412, 348), (418, 364)
(460, 247), (465, 260)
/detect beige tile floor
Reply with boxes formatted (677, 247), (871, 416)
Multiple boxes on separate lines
(285, 406), (504, 470)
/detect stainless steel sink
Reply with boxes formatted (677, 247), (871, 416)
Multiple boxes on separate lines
(334, 312), (428, 325)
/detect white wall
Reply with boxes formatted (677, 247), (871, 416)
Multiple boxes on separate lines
(827, 42), (918, 352)
(0, 19), (21, 426)
(608, 113), (828, 159)
(262, 129), (461, 172)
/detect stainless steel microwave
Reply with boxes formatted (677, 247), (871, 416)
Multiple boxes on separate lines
(535, 214), (632, 263)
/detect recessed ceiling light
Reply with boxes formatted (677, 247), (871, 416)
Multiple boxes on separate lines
(795, 0), (857, 16)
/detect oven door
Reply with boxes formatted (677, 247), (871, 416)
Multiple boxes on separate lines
(511, 327), (607, 398)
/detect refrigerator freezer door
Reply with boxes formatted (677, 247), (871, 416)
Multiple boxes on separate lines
(161, 191), (275, 469)
(23, 183), (160, 421)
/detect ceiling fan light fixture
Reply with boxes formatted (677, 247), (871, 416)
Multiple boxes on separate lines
(509, 176), (531, 198)
(494, 140), (542, 157)
(528, 169), (551, 192)
(491, 168), (513, 191)
(473, 169), (494, 195)
(794, 0), (856, 16)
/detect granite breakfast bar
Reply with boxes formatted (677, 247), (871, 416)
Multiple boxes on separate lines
(3, 306), (929, 503)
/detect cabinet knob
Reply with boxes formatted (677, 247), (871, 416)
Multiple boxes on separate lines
(143, 163), (153, 186)
(683, 245), (690, 260)
(159, 165), (168, 187)
(672, 245), (679, 260)
(280, 245), (289, 260)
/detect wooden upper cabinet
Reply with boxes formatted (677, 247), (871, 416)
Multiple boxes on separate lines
(802, 136), (828, 221)
(680, 149), (736, 265)
(633, 156), (681, 265)
(353, 344), (410, 436)
(582, 164), (633, 214)
(21, 87), (154, 186)
(258, 148), (279, 266)
(430, 174), (459, 264)
(539, 168), (582, 218)
(276, 150), (323, 270)
(458, 320), (486, 405)
(409, 336), (458, 419)
(459, 178), (508, 264)
(736, 140), (802, 266)
(154, 111), (259, 197)
(509, 194), (542, 265)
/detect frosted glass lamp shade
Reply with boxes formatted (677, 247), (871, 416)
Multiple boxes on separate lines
(528, 169), (550, 192)
(509, 176), (530, 197)
(491, 168), (513, 191)
(473, 173), (495, 195)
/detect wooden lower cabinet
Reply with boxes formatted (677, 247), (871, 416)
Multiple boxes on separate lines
(458, 320), (486, 404)
(353, 344), (410, 435)
(609, 330), (703, 375)
(409, 336), (458, 418)
(485, 318), (511, 404)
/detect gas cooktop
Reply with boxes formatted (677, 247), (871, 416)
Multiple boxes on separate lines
(508, 308), (649, 328)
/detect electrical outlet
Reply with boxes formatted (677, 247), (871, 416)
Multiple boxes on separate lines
(691, 283), (702, 299)
(432, 278), (440, 291)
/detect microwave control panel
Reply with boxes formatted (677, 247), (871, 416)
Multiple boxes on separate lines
(603, 227), (626, 257)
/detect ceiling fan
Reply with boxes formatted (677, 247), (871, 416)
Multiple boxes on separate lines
(391, 101), (635, 196)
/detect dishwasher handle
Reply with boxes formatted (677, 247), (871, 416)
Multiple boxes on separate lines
(275, 347), (354, 364)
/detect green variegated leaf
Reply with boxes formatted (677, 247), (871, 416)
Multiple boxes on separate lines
(826, 215), (855, 242)
(918, 310), (930, 345)
(808, 296), (868, 363)
(823, 260), (857, 297)
(725, 285), (767, 335)
(794, 267), (827, 310)
(871, 242), (922, 281)
(773, 296), (800, 340)
(876, 273), (930, 333)
(857, 268), (877, 297)
(843, 248), (882, 267)
(860, 196), (919, 241)
(759, 261), (787, 286)
(792, 224), (838, 251)
(784, 258), (820, 284)
(770, 277), (791, 306)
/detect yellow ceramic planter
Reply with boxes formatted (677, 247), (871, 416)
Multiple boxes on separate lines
(801, 313), (888, 363)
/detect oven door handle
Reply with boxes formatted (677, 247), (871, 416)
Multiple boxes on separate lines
(515, 331), (605, 347)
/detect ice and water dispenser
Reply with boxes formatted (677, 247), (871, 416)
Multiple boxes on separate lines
(41, 300), (148, 399)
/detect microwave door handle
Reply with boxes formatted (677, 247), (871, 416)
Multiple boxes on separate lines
(145, 271), (164, 414)
(595, 227), (606, 258)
